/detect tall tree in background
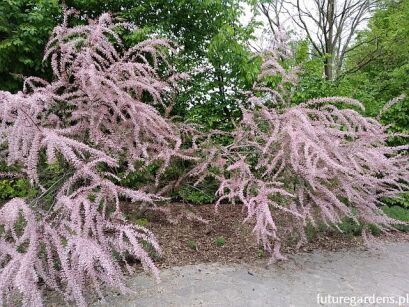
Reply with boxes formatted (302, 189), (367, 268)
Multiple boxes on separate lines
(291, 0), (375, 80)
(341, 0), (409, 134)
(258, 0), (375, 80)
(257, 0), (286, 35)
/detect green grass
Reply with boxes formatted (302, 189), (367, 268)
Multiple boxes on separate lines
(134, 218), (149, 227)
(178, 184), (216, 204)
(383, 205), (409, 232)
(304, 205), (409, 241)
(337, 218), (364, 236)
(214, 236), (225, 247)
(383, 205), (409, 221)
(256, 247), (265, 258)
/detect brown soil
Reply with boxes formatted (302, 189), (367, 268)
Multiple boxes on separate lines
(123, 203), (409, 269)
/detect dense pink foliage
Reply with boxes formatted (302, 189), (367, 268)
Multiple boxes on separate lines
(0, 11), (408, 307)
(218, 100), (408, 259)
(0, 11), (186, 306)
(190, 34), (409, 261)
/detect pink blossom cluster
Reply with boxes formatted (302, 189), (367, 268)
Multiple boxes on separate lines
(191, 35), (409, 261)
(0, 11), (186, 306)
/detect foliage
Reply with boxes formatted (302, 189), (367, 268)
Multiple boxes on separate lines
(0, 0), (227, 91)
(337, 0), (409, 138)
(0, 0), (259, 131)
(177, 176), (219, 205)
(383, 206), (409, 221)
(178, 185), (216, 205)
(382, 192), (409, 208)
(383, 206), (409, 232)
(0, 178), (36, 201)
(256, 247), (265, 258)
(0, 0), (61, 92)
(305, 218), (382, 240)
(186, 21), (262, 129)
(214, 236), (225, 247)
(0, 162), (39, 202)
(135, 218), (149, 227)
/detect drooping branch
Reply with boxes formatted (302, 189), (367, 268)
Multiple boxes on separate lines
(0, 11), (189, 306)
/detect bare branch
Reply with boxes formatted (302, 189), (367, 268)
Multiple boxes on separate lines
(267, 0), (377, 79)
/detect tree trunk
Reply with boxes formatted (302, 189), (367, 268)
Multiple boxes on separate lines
(324, 0), (335, 80)
(324, 56), (333, 80)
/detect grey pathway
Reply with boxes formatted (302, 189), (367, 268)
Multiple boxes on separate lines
(95, 242), (409, 307)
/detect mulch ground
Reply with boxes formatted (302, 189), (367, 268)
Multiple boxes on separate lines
(123, 203), (409, 269)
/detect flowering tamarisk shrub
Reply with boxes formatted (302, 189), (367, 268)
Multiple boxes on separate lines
(188, 34), (409, 261)
(228, 99), (408, 256)
(0, 11), (188, 306)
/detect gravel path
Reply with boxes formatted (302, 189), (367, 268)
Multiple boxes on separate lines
(93, 242), (409, 307)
